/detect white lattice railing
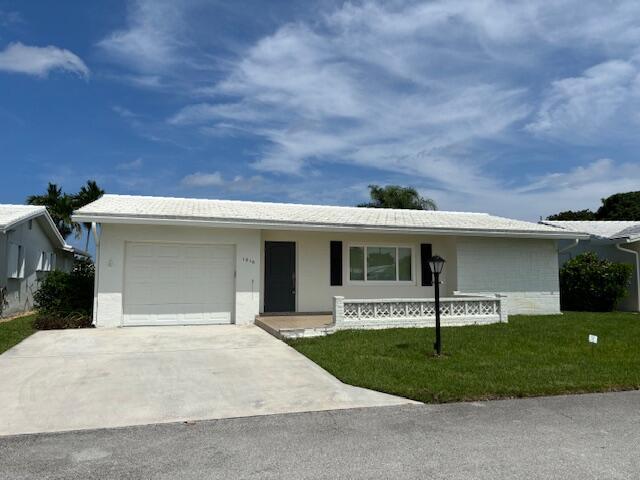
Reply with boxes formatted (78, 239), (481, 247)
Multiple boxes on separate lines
(332, 295), (507, 329)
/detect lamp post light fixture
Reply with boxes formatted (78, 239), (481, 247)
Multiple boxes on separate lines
(429, 255), (446, 356)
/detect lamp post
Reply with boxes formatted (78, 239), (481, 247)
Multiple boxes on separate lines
(429, 255), (446, 356)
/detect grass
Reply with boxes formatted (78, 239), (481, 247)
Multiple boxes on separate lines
(288, 312), (640, 403)
(0, 314), (36, 354)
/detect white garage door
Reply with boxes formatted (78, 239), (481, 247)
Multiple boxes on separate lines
(123, 242), (235, 326)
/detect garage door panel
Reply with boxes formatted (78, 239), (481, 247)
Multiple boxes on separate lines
(123, 242), (235, 326)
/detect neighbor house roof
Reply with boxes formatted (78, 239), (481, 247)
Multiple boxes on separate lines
(74, 194), (585, 239)
(0, 204), (71, 250)
(541, 220), (640, 241)
(0, 205), (46, 231)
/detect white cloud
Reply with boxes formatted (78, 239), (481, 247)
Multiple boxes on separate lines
(0, 42), (89, 77)
(168, 0), (640, 193)
(169, 102), (270, 125)
(454, 158), (640, 219)
(116, 158), (144, 171)
(180, 171), (224, 187)
(101, 0), (640, 219)
(170, 1), (540, 189)
(112, 105), (138, 119)
(0, 9), (22, 26)
(97, 0), (191, 73)
(526, 60), (640, 143)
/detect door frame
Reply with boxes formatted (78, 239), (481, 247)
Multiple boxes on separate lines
(263, 241), (297, 313)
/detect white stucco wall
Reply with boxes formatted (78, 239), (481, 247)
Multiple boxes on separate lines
(456, 237), (561, 314)
(94, 224), (261, 327)
(1, 217), (72, 317)
(261, 230), (458, 313)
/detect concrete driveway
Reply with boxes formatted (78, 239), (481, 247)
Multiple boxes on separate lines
(0, 325), (414, 436)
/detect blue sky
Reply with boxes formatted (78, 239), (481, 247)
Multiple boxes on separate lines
(2, 0), (640, 226)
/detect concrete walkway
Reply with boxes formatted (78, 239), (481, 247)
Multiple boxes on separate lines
(0, 325), (414, 436)
(1, 391), (638, 479)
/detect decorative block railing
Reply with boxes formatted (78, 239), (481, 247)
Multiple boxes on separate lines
(332, 295), (507, 329)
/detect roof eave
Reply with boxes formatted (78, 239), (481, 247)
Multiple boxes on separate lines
(72, 213), (588, 240)
(0, 209), (45, 233)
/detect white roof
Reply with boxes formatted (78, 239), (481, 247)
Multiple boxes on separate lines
(542, 220), (640, 240)
(0, 204), (70, 250)
(0, 205), (46, 230)
(74, 194), (583, 239)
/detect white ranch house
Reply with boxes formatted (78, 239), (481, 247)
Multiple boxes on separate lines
(1, 205), (75, 317)
(74, 195), (584, 336)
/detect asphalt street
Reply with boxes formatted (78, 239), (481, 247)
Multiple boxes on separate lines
(1, 391), (638, 479)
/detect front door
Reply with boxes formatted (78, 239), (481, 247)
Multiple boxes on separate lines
(264, 241), (296, 313)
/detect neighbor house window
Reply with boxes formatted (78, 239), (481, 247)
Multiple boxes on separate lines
(7, 243), (23, 279)
(349, 245), (413, 283)
(37, 251), (53, 272)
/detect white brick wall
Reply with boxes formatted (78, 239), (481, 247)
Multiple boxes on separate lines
(456, 237), (561, 315)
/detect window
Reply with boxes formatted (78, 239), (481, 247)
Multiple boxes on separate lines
(37, 251), (54, 272)
(349, 246), (364, 281)
(349, 245), (413, 283)
(7, 244), (24, 279)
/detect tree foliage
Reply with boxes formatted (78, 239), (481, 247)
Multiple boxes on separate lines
(547, 191), (640, 221)
(358, 185), (437, 210)
(560, 252), (633, 312)
(595, 191), (640, 220)
(547, 209), (596, 221)
(75, 180), (105, 250)
(33, 258), (95, 329)
(27, 180), (104, 241)
(27, 183), (76, 239)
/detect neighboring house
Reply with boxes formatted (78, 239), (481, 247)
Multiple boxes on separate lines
(0, 205), (76, 317)
(542, 220), (640, 312)
(73, 195), (584, 329)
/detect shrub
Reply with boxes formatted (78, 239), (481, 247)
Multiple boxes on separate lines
(560, 252), (633, 311)
(33, 312), (93, 330)
(33, 258), (94, 329)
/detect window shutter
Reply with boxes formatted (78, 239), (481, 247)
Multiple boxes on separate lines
(420, 243), (433, 286)
(18, 246), (25, 279)
(330, 241), (343, 286)
(7, 243), (19, 279)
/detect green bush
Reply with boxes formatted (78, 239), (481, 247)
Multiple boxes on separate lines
(33, 258), (94, 329)
(560, 252), (633, 311)
(33, 312), (93, 330)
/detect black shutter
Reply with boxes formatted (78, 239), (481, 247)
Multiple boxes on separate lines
(421, 243), (433, 286)
(330, 241), (343, 286)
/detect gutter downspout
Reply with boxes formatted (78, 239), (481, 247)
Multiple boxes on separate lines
(558, 238), (580, 254)
(615, 240), (640, 312)
(91, 223), (101, 326)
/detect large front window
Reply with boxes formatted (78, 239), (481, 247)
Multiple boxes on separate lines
(349, 245), (413, 283)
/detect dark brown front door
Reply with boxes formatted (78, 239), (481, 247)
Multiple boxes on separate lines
(264, 241), (296, 313)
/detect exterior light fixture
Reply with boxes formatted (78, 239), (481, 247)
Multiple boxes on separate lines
(429, 255), (446, 355)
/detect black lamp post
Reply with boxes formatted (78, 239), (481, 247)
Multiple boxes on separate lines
(429, 255), (446, 356)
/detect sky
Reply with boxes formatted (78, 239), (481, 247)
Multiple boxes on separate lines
(2, 0), (640, 228)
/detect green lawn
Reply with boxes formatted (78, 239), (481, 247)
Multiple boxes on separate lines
(288, 312), (640, 403)
(0, 314), (36, 354)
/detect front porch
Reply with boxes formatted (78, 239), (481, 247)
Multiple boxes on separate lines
(256, 295), (507, 339)
(256, 313), (336, 339)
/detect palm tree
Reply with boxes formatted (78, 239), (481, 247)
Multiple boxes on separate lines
(74, 180), (105, 251)
(358, 185), (437, 210)
(27, 183), (77, 239)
